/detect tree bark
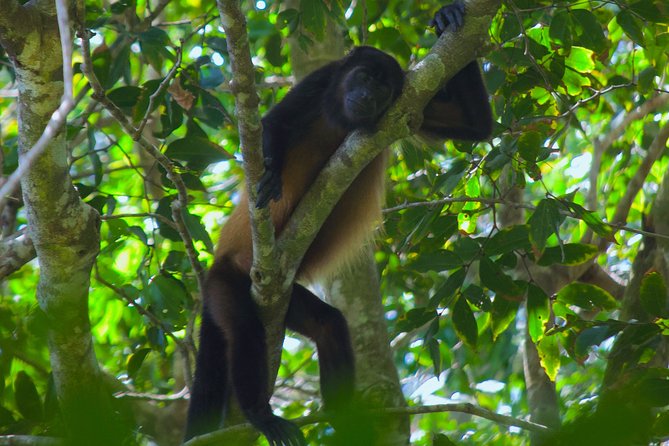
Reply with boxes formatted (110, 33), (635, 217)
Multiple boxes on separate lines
(326, 246), (410, 446)
(0, 1), (127, 444)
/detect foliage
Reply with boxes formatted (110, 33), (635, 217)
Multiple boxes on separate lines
(1, 0), (668, 445)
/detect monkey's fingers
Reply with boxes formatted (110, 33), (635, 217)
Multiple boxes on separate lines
(256, 170), (282, 208)
(432, 1), (466, 35)
(260, 416), (306, 446)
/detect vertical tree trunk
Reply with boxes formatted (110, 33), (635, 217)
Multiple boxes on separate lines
(326, 246), (410, 446)
(0, 2), (127, 444)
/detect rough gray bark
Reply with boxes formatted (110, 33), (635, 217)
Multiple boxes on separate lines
(0, 232), (35, 278)
(326, 246), (410, 446)
(0, 1), (126, 444)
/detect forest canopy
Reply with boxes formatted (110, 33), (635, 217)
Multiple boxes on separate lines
(0, 0), (668, 445)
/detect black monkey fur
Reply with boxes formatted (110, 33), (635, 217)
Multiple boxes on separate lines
(184, 3), (492, 445)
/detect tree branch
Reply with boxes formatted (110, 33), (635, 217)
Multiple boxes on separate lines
(610, 121), (669, 228)
(184, 402), (549, 445)
(588, 94), (669, 210)
(277, 0), (500, 283)
(216, 0), (280, 300)
(0, 436), (63, 446)
(0, 230), (36, 279)
(0, 0), (75, 216)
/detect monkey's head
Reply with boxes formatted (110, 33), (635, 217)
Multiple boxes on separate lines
(327, 46), (404, 131)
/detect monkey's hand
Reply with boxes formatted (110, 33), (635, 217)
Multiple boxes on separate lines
(431, 0), (466, 35)
(256, 157), (282, 208)
(251, 413), (307, 446)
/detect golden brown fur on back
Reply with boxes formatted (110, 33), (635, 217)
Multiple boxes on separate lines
(216, 117), (386, 282)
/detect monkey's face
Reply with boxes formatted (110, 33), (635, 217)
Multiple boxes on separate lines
(341, 66), (396, 128)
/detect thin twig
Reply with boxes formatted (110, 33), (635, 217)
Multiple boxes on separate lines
(133, 45), (183, 139)
(102, 212), (178, 230)
(383, 196), (669, 242)
(588, 94), (669, 209)
(144, 0), (173, 27)
(114, 386), (189, 401)
(610, 122), (669, 228)
(94, 269), (187, 348)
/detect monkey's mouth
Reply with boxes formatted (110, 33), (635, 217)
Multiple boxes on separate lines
(345, 98), (376, 118)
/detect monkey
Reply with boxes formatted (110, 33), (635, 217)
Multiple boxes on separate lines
(184, 2), (492, 445)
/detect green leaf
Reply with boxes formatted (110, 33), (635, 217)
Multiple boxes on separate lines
(491, 296), (519, 340)
(145, 273), (190, 328)
(428, 338), (442, 376)
(0, 406), (15, 427)
(527, 283), (550, 343)
(537, 243), (599, 266)
(566, 46), (595, 73)
(549, 10), (572, 49)
(450, 237), (481, 262)
(156, 196), (179, 241)
(127, 348), (152, 380)
(537, 335), (560, 381)
(571, 10), (607, 53)
(14, 372), (42, 422)
(108, 43), (131, 88)
(567, 202), (616, 241)
(127, 226), (148, 245)
(139, 27), (174, 70)
(452, 295), (478, 349)
(396, 308), (436, 333)
(265, 33), (285, 68)
(182, 211), (214, 253)
(479, 257), (523, 298)
(465, 176), (480, 197)
(629, 0), (667, 23)
(435, 158), (468, 196)
(557, 283), (618, 311)
(463, 284), (491, 311)
(300, 0), (326, 39)
(617, 10), (645, 47)
(500, 15), (521, 41)
(398, 204), (445, 248)
(528, 198), (562, 254)
(575, 325), (622, 357)
(165, 136), (232, 171)
(429, 268), (466, 308)
(107, 86), (141, 109)
(410, 250), (462, 272)
(277, 9), (300, 33)
(639, 271), (668, 317)
(518, 131), (542, 163)
(484, 225), (531, 256)
(433, 434), (458, 446)
(638, 378), (669, 407)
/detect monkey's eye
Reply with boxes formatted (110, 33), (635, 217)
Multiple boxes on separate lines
(353, 70), (372, 83)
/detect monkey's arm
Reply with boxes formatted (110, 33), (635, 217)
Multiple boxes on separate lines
(255, 63), (338, 208)
(420, 61), (492, 141)
(419, 1), (493, 141)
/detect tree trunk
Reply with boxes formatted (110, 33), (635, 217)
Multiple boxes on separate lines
(326, 246), (410, 445)
(0, 2), (127, 444)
